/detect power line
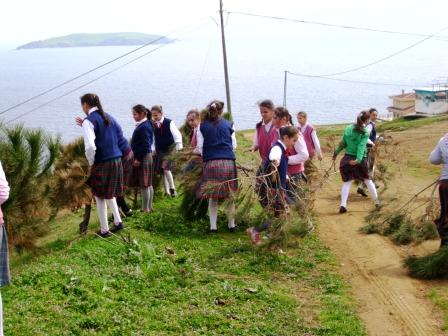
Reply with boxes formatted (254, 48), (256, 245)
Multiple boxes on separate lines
(0, 21), (207, 116)
(5, 45), (166, 125)
(226, 10), (448, 40)
(318, 25), (448, 77)
(286, 70), (419, 87)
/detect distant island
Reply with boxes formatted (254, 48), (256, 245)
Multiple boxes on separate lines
(16, 32), (175, 49)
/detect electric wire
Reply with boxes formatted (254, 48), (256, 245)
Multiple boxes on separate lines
(0, 20), (208, 116)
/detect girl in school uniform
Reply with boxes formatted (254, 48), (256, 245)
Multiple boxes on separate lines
(0, 161), (10, 336)
(273, 107), (309, 201)
(250, 100), (278, 163)
(151, 105), (183, 197)
(196, 100), (238, 233)
(297, 111), (323, 161)
(333, 110), (381, 213)
(429, 133), (448, 248)
(130, 104), (155, 212)
(78, 93), (126, 237)
(247, 126), (299, 245)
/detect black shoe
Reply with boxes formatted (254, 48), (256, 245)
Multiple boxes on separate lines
(169, 188), (176, 197)
(209, 229), (218, 234)
(123, 209), (133, 217)
(357, 187), (368, 197)
(110, 223), (124, 233)
(339, 206), (347, 214)
(228, 226), (238, 233)
(96, 230), (112, 238)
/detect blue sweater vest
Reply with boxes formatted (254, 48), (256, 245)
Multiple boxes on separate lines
(131, 121), (154, 161)
(86, 111), (123, 163)
(200, 119), (235, 162)
(264, 141), (288, 190)
(369, 121), (377, 144)
(154, 118), (174, 153)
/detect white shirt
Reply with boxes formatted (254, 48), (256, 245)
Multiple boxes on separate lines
(196, 123), (237, 156)
(269, 140), (286, 166)
(298, 123), (322, 156)
(82, 107), (98, 166)
(252, 119), (274, 148)
(366, 122), (375, 146)
(288, 134), (309, 165)
(155, 116), (183, 151)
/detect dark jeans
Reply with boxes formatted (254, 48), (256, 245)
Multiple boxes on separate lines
(437, 180), (448, 240)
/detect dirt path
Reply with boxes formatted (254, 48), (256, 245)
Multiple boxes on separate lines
(316, 181), (445, 336)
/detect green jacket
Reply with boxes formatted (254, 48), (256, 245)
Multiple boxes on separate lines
(335, 124), (368, 163)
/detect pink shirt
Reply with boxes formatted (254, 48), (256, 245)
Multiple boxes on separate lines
(255, 121), (279, 163)
(0, 162), (10, 225)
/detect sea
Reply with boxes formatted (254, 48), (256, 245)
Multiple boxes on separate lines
(1, 20), (448, 142)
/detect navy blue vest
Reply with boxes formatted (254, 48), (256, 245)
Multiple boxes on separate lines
(264, 141), (288, 190)
(154, 118), (175, 153)
(131, 121), (154, 162)
(200, 119), (235, 162)
(369, 121), (377, 143)
(86, 111), (122, 163)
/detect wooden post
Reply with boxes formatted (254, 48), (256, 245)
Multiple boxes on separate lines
(219, 0), (232, 115)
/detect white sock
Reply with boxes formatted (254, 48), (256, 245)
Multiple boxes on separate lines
(149, 186), (154, 210)
(95, 196), (109, 233)
(164, 170), (175, 191)
(227, 201), (235, 228)
(141, 187), (150, 210)
(106, 198), (122, 224)
(163, 174), (170, 194)
(364, 179), (379, 204)
(341, 181), (353, 208)
(208, 199), (218, 231)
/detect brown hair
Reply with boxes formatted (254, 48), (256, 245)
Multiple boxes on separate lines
(275, 106), (293, 125)
(259, 99), (274, 110)
(80, 93), (109, 126)
(150, 105), (163, 114)
(187, 109), (200, 120)
(279, 125), (299, 139)
(205, 100), (224, 122)
(133, 104), (149, 116)
(297, 111), (307, 118)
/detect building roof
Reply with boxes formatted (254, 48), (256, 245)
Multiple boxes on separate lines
(388, 92), (416, 99)
(414, 87), (448, 93)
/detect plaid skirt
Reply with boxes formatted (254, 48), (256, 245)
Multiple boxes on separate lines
(129, 154), (153, 188)
(122, 154), (134, 189)
(339, 154), (369, 182)
(87, 158), (123, 199)
(196, 159), (238, 199)
(154, 150), (173, 174)
(0, 225), (10, 287)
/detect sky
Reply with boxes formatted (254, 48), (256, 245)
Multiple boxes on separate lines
(2, 0), (448, 47)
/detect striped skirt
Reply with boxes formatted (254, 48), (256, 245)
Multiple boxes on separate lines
(130, 154), (153, 188)
(154, 150), (173, 174)
(196, 159), (238, 199)
(0, 225), (10, 287)
(339, 154), (369, 182)
(87, 158), (123, 199)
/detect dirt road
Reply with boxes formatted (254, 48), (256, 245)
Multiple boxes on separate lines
(316, 182), (444, 335)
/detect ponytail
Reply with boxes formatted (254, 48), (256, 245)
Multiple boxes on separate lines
(205, 100), (224, 123)
(81, 93), (110, 126)
(354, 110), (370, 134)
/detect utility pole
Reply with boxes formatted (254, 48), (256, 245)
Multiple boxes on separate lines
(219, 0), (232, 115)
(283, 70), (288, 107)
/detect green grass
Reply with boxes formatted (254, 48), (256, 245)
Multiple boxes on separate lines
(430, 288), (448, 331)
(4, 196), (366, 335)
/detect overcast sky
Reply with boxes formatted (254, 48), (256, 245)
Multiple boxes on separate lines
(2, 0), (448, 47)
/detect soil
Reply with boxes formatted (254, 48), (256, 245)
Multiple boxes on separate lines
(315, 122), (448, 335)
